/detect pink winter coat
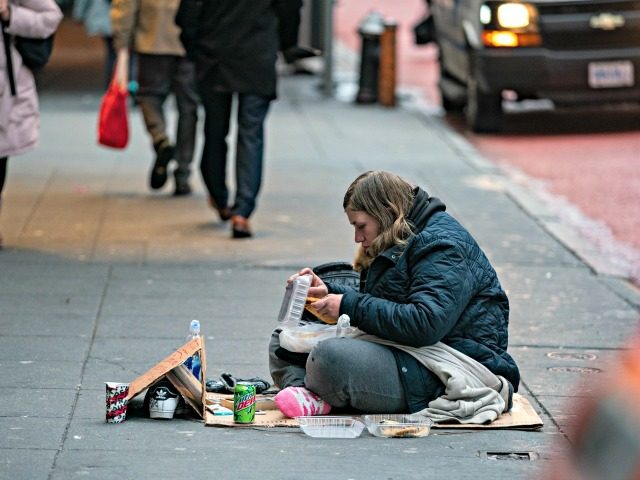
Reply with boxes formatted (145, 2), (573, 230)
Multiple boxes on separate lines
(0, 0), (62, 158)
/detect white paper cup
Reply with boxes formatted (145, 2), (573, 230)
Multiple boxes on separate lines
(105, 382), (129, 424)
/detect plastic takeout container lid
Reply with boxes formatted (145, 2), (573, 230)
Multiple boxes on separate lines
(296, 416), (365, 438)
(362, 414), (433, 438)
(277, 274), (312, 325)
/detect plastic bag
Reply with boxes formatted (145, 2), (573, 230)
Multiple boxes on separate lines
(279, 315), (364, 353)
(97, 80), (128, 149)
(97, 50), (129, 149)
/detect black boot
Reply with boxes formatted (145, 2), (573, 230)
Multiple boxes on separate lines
(150, 141), (175, 190)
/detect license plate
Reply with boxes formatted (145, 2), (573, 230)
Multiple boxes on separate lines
(588, 61), (634, 88)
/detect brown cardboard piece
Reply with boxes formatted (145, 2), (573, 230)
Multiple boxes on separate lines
(126, 337), (207, 418)
(204, 393), (543, 430)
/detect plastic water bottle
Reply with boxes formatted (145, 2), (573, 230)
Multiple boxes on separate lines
(184, 319), (202, 380)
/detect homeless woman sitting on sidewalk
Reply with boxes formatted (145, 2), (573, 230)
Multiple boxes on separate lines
(269, 170), (521, 423)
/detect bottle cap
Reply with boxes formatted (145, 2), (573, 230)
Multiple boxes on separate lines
(190, 319), (200, 334)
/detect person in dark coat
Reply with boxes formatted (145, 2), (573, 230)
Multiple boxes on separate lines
(176, 0), (298, 238)
(269, 170), (520, 417)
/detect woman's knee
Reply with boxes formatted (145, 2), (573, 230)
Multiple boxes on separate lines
(306, 339), (352, 381)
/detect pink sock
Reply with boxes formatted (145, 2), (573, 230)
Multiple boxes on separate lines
(274, 386), (332, 418)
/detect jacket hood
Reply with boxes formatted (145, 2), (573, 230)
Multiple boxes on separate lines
(408, 187), (446, 233)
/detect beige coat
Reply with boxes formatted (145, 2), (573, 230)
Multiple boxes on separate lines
(110, 0), (185, 56)
(0, 0), (62, 158)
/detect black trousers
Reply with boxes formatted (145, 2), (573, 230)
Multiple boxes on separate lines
(0, 157), (7, 196)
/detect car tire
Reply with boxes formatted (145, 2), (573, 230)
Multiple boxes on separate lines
(465, 76), (502, 133)
(440, 71), (465, 112)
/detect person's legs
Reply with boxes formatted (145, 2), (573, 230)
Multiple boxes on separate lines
(232, 93), (271, 224)
(0, 157), (7, 195)
(268, 328), (307, 389)
(199, 89), (232, 213)
(0, 156), (8, 248)
(277, 0), (303, 53)
(170, 56), (199, 194)
(137, 54), (175, 190)
(137, 54), (172, 148)
(103, 36), (116, 89)
(305, 338), (407, 413)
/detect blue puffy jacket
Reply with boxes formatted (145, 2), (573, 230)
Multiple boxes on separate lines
(330, 188), (520, 410)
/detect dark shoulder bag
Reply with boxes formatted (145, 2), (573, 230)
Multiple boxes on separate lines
(15, 34), (55, 71)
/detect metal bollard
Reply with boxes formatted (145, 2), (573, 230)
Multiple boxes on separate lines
(355, 11), (385, 104)
(378, 19), (398, 107)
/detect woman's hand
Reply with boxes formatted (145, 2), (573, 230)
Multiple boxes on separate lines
(310, 294), (343, 321)
(114, 48), (129, 89)
(0, 0), (11, 23)
(289, 267), (328, 299)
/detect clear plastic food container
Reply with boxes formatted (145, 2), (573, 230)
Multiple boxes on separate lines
(296, 416), (365, 438)
(362, 414), (433, 438)
(277, 274), (312, 325)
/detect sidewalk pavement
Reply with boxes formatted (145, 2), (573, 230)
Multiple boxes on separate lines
(1, 65), (639, 478)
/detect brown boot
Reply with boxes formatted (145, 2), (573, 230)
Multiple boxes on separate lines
(231, 215), (252, 239)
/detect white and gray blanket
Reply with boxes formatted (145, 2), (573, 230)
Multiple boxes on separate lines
(361, 335), (510, 424)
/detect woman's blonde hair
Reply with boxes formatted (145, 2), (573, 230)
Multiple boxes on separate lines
(343, 171), (416, 270)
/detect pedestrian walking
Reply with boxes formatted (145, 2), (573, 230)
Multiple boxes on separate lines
(111, 0), (199, 196)
(176, 0), (300, 238)
(0, 0), (63, 248)
(269, 170), (520, 418)
(278, 0), (321, 70)
(72, 0), (116, 89)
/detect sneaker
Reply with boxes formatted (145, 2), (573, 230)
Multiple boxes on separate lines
(146, 380), (179, 419)
(274, 386), (331, 418)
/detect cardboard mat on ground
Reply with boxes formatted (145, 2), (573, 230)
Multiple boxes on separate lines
(204, 392), (543, 430)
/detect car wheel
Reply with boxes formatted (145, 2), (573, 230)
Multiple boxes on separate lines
(440, 71), (464, 112)
(465, 76), (502, 133)
(438, 48), (465, 112)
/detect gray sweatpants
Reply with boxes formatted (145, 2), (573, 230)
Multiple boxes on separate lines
(268, 328), (407, 413)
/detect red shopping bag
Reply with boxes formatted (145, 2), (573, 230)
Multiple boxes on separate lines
(97, 79), (129, 149)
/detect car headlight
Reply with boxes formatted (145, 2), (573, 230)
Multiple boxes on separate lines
(480, 2), (540, 47)
(497, 3), (530, 28)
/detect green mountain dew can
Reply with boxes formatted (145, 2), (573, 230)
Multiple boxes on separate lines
(233, 382), (256, 423)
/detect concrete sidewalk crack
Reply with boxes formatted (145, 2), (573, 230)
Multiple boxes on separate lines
(47, 265), (113, 480)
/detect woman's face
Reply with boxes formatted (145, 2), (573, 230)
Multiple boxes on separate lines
(346, 209), (380, 253)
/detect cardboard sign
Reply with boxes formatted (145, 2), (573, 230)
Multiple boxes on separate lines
(127, 337), (207, 418)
